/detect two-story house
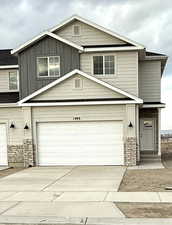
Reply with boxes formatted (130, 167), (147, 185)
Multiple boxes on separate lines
(0, 15), (168, 167)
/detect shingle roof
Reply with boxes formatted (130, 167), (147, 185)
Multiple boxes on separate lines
(0, 49), (18, 65)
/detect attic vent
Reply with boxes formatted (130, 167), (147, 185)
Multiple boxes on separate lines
(74, 78), (82, 89)
(73, 25), (80, 36)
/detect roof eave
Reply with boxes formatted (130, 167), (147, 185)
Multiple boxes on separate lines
(11, 31), (83, 55)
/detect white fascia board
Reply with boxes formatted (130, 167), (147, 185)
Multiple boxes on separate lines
(0, 65), (19, 69)
(84, 46), (144, 52)
(18, 69), (143, 105)
(0, 103), (19, 108)
(142, 103), (165, 108)
(20, 100), (138, 107)
(47, 32), (83, 51)
(50, 15), (145, 49)
(144, 56), (168, 60)
(11, 32), (48, 54)
(11, 32), (83, 55)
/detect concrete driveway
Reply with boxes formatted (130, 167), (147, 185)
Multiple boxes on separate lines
(0, 166), (126, 192)
(0, 166), (126, 218)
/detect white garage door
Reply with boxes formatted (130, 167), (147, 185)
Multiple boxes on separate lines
(37, 121), (124, 166)
(0, 124), (8, 166)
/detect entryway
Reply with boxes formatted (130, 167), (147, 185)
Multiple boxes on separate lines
(140, 118), (155, 152)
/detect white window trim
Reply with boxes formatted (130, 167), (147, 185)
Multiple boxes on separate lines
(72, 25), (81, 36)
(9, 70), (19, 91)
(37, 56), (60, 78)
(92, 54), (116, 77)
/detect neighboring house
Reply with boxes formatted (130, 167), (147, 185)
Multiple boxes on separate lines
(0, 15), (168, 167)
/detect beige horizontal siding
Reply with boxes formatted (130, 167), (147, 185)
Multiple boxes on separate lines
(139, 61), (161, 102)
(0, 69), (18, 92)
(0, 107), (23, 145)
(32, 105), (125, 121)
(80, 51), (138, 96)
(55, 20), (125, 46)
(33, 74), (125, 101)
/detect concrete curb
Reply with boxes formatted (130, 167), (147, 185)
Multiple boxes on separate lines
(0, 217), (172, 225)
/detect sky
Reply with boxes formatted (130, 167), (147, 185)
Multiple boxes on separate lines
(0, 0), (171, 130)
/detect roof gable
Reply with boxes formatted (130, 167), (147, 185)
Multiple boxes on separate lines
(54, 20), (127, 46)
(50, 15), (145, 48)
(11, 32), (83, 55)
(32, 74), (126, 101)
(18, 69), (143, 105)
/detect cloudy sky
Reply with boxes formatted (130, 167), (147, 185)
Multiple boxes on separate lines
(0, 0), (171, 130)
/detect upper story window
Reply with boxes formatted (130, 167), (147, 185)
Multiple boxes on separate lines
(73, 25), (81, 36)
(9, 71), (19, 91)
(37, 56), (60, 77)
(93, 55), (115, 75)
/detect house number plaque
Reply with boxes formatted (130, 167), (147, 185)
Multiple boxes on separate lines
(73, 117), (80, 121)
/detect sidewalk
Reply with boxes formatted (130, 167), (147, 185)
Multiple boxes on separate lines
(0, 217), (172, 225)
(0, 191), (171, 203)
(0, 191), (172, 218)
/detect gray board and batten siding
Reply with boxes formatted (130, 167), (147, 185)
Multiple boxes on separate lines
(18, 36), (80, 99)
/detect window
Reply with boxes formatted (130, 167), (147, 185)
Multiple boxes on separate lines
(73, 25), (81, 36)
(144, 121), (153, 128)
(74, 78), (82, 89)
(9, 71), (18, 90)
(93, 55), (115, 75)
(37, 56), (60, 77)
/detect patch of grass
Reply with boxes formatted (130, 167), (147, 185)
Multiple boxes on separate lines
(119, 168), (172, 192)
(116, 203), (172, 218)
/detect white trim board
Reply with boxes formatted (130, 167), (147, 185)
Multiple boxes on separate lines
(142, 104), (165, 108)
(0, 65), (19, 69)
(11, 31), (83, 54)
(0, 103), (19, 108)
(84, 46), (144, 52)
(50, 15), (145, 49)
(18, 69), (143, 105)
(21, 100), (138, 107)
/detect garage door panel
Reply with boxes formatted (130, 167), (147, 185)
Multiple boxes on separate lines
(37, 121), (124, 165)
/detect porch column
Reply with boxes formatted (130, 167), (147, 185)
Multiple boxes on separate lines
(158, 108), (161, 156)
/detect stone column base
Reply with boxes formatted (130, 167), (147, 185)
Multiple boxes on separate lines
(8, 145), (24, 167)
(124, 137), (137, 166)
(23, 139), (34, 167)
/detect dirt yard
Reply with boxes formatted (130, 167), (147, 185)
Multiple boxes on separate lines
(0, 168), (23, 179)
(119, 168), (172, 192)
(117, 203), (172, 218)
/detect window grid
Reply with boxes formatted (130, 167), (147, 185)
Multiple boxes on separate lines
(37, 56), (60, 77)
(93, 55), (115, 75)
(9, 71), (19, 91)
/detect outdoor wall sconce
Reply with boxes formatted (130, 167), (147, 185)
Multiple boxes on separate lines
(24, 123), (29, 129)
(128, 122), (133, 128)
(10, 123), (15, 128)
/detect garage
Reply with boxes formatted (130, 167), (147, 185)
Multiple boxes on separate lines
(0, 124), (8, 166)
(37, 121), (124, 166)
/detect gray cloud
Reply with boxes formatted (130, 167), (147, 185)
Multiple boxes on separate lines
(0, 0), (171, 75)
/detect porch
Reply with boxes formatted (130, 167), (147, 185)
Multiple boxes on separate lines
(139, 107), (162, 163)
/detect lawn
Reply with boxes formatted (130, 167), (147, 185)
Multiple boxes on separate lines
(119, 168), (172, 192)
